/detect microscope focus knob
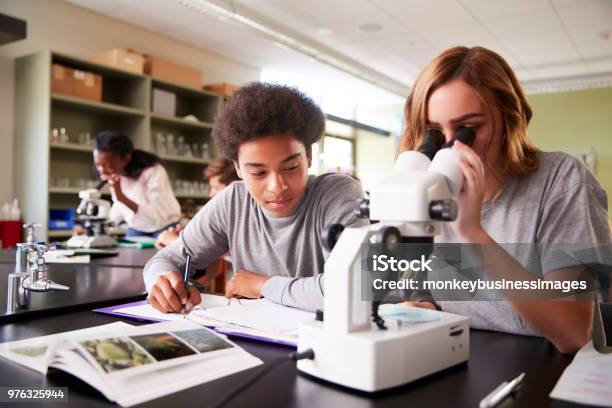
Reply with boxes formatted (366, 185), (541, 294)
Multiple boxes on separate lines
(322, 224), (345, 251)
(354, 198), (370, 218)
(429, 200), (458, 221)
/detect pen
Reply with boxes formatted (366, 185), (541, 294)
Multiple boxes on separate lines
(479, 372), (525, 408)
(181, 254), (191, 317)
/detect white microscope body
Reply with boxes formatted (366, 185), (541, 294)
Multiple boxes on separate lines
(297, 130), (474, 392)
(66, 188), (117, 248)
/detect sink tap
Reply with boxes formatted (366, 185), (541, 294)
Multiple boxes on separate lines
(21, 242), (70, 292)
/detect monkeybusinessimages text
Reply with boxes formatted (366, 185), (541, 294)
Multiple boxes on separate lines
(370, 254), (588, 294)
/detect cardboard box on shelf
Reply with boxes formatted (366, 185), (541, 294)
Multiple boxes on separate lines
(51, 64), (74, 96)
(203, 83), (240, 96)
(91, 48), (144, 74)
(144, 55), (202, 89)
(152, 88), (176, 116)
(73, 70), (102, 102)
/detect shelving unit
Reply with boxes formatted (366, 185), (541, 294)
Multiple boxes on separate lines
(50, 142), (93, 152)
(14, 50), (223, 240)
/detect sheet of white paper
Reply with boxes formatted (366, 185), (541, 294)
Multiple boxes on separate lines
(550, 341), (612, 407)
(199, 298), (314, 333)
(115, 294), (314, 334)
(44, 250), (90, 264)
(113, 293), (231, 322)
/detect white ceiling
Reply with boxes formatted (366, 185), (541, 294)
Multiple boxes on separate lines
(66, 0), (612, 98)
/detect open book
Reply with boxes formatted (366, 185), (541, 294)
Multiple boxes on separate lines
(101, 294), (316, 347)
(0, 321), (262, 407)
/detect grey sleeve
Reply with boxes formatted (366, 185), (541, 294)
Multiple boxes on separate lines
(261, 274), (325, 312)
(142, 189), (231, 293)
(261, 176), (368, 312)
(538, 182), (611, 274)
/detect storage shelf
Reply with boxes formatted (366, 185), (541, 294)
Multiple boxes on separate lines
(159, 154), (210, 165)
(51, 142), (92, 152)
(52, 94), (146, 117)
(53, 52), (146, 80)
(50, 187), (111, 195)
(150, 112), (214, 130)
(152, 78), (221, 99)
(174, 193), (209, 199)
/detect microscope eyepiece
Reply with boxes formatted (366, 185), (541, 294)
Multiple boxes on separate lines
(445, 126), (476, 148)
(418, 129), (445, 160)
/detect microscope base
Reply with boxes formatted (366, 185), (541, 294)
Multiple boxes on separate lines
(297, 311), (469, 392)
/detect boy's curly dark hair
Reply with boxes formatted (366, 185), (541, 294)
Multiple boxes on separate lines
(212, 82), (325, 161)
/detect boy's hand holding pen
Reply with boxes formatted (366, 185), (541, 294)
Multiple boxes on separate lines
(147, 254), (202, 314)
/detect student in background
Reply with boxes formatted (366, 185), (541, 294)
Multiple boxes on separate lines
(144, 82), (368, 313)
(400, 46), (610, 354)
(93, 131), (181, 238)
(155, 157), (239, 248)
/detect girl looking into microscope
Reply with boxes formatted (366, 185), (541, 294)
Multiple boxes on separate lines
(401, 46), (610, 354)
(92, 131), (181, 238)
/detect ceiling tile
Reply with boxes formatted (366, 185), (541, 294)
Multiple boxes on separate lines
(512, 67), (534, 81)
(568, 24), (612, 60)
(569, 23), (612, 45)
(419, 23), (496, 49)
(482, 9), (565, 39)
(287, 0), (381, 24)
(67, 0), (147, 14)
(459, 0), (551, 19)
(585, 57), (612, 73)
(107, 4), (177, 34)
(514, 48), (581, 67)
(372, 0), (475, 31)
(578, 43), (612, 60)
(162, 19), (242, 48)
(354, 33), (433, 54)
(328, 12), (411, 42)
(131, 0), (210, 26)
(528, 60), (588, 79)
(503, 30), (576, 54)
(244, 2), (322, 29)
(550, 0), (592, 6)
(554, 0), (612, 29)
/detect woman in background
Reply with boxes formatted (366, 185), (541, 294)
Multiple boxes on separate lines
(93, 131), (180, 238)
(155, 157), (239, 247)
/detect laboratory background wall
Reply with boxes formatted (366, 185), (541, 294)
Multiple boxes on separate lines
(0, 58), (14, 203)
(528, 87), (612, 208)
(0, 0), (260, 204)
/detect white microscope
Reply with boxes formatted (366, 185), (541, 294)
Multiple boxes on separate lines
(297, 128), (476, 392)
(66, 187), (117, 248)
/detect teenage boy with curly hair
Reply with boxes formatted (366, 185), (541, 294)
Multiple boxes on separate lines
(144, 82), (368, 313)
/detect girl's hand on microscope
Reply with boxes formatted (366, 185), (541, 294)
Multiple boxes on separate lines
(451, 140), (488, 243)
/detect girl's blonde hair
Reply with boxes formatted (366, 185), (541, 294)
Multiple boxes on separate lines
(400, 46), (540, 176)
